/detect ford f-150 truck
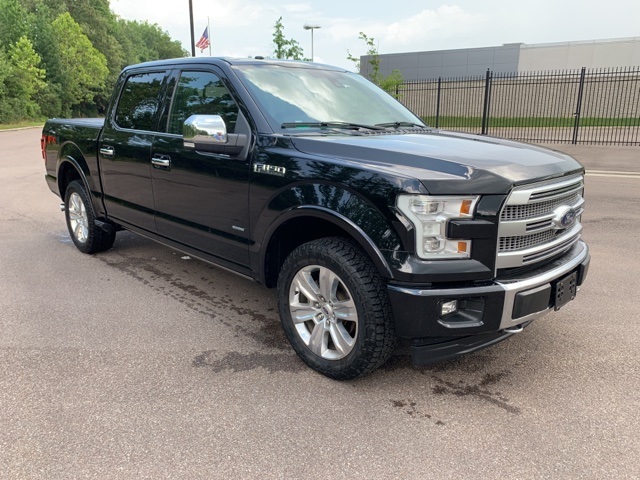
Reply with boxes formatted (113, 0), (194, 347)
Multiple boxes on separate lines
(42, 57), (590, 379)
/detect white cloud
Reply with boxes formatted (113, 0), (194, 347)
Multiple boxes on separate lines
(385, 6), (487, 46)
(323, 6), (488, 58)
(109, 0), (640, 70)
(282, 3), (314, 13)
(197, 0), (268, 28)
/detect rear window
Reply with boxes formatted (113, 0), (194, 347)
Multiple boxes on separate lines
(115, 72), (166, 131)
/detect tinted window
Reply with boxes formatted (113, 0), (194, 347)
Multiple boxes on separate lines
(115, 72), (166, 131)
(168, 71), (238, 135)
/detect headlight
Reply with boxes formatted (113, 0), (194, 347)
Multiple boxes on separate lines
(396, 195), (479, 259)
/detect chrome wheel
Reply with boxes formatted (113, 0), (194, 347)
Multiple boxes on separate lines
(288, 265), (358, 360)
(278, 238), (397, 379)
(68, 192), (89, 244)
(64, 180), (116, 254)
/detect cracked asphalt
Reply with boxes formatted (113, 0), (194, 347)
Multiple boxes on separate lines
(1, 129), (638, 479)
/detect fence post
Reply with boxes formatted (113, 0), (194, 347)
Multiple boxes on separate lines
(436, 77), (442, 128)
(481, 69), (493, 135)
(572, 67), (587, 144)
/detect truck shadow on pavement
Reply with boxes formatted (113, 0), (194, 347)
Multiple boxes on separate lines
(93, 232), (524, 417)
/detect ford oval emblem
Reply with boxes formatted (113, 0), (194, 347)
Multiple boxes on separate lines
(552, 206), (577, 229)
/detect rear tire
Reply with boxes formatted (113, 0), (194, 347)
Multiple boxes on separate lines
(277, 237), (397, 380)
(64, 180), (116, 254)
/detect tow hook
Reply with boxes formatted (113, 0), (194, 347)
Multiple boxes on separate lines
(503, 325), (524, 334)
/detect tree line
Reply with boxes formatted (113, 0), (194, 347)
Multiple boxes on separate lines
(0, 0), (187, 123)
(0, 3), (403, 124)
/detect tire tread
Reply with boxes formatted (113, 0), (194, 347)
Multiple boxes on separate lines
(277, 237), (397, 380)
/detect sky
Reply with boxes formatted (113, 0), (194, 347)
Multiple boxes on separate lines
(110, 0), (640, 70)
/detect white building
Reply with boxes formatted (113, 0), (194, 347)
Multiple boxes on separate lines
(362, 37), (640, 80)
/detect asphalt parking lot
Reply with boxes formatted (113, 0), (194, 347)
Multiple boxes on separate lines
(1, 128), (638, 479)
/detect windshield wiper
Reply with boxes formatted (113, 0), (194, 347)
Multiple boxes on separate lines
(281, 121), (387, 131)
(375, 121), (428, 129)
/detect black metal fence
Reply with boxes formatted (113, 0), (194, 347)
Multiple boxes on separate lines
(398, 67), (640, 146)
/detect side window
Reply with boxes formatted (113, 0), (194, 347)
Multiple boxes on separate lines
(115, 72), (166, 131)
(168, 71), (239, 135)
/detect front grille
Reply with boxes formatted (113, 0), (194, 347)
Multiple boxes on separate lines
(523, 233), (581, 264)
(496, 175), (584, 269)
(499, 230), (556, 251)
(501, 193), (580, 221)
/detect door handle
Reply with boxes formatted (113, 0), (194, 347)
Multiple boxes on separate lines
(151, 155), (171, 169)
(100, 146), (115, 157)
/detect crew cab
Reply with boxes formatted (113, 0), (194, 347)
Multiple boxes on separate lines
(42, 58), (590, 379)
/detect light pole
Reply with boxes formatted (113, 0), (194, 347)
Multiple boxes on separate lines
(303, 24), (321, 62)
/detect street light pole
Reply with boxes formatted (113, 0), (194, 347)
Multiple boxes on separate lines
(303, 24), (321, 62)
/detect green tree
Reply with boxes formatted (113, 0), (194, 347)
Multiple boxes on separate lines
(0, 37), (46, 122)
(26, 1), (184, 117)
(272, 17), (305, 60)
(116, 19), (187, 65)
(26, 2), (63, 117)
(0, 0), (30, 48)
(63, 0), (125, 93)
(347, 32), (403, 96)
(0, 50), (13, 122)
(50, 12), (108, 116)
(0, 0), (187, 122)
(5, 36), (46, 118)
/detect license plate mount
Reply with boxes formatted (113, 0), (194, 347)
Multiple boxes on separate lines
(554, 271), (577, 311)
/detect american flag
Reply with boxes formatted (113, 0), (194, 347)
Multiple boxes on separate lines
(195, 26), (210, 52)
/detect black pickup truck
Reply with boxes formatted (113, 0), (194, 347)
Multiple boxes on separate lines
(42, 57), (590, 379)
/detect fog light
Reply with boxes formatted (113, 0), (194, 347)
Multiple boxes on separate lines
(440, 300), (458, 317)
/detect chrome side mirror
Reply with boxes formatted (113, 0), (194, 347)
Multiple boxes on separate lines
(183, 115), (247, 155)
(183, 115), (228, 146)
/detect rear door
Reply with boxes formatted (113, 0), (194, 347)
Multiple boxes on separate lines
(99, 69), (169, 232)
(151, 68), (252, 269)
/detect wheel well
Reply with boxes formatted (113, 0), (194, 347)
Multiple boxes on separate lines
(264, 217), (353, 288)
(58, 162), (82, 198)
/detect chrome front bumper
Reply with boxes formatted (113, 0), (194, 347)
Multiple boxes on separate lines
(388, 241), (590, 339)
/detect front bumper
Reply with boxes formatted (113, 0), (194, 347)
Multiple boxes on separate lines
(387, 241), (590, 365)
(409, 324), (531, 365)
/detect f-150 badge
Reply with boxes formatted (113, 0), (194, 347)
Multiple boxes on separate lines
(253, 163), (286, 176)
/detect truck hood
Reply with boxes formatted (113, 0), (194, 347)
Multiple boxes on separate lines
(290, 131), (584, 194)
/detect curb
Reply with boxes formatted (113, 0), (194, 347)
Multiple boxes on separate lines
(0, 126), (43, 133)
(585, 170), (640, 177)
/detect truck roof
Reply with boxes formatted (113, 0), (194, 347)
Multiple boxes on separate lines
(122, 57), (347, 73)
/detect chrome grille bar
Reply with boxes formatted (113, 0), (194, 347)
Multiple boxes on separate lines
(497, 175), (584, 270)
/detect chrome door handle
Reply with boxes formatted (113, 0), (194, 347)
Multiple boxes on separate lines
(151, 156), (171, 168)
(100, 146), (115, 157)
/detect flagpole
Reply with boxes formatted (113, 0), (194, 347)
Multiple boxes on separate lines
(208, 16), (211, 57)
(188, 0), (195, 57)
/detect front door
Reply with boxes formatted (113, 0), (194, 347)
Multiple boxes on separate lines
(151, 69), (251, 269)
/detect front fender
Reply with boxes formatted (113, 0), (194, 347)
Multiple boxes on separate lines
(255, 182), (406, 280)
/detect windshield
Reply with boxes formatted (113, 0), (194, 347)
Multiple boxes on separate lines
(233, 64), (425, 133)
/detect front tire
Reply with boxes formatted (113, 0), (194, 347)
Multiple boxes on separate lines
(64, 180), (116, 254)
(277, 237), (397, 380)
